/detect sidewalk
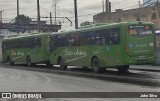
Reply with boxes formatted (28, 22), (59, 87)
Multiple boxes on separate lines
(130, 65), (160, 71)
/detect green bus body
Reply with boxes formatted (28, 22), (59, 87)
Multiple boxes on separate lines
(2, 33), (51, 66)
(49, 22), (156, 70)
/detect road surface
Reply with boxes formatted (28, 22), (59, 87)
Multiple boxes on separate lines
(0, 64), (159, 101)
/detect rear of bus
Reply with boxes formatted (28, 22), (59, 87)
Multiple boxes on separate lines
(124, 22), (156, 65)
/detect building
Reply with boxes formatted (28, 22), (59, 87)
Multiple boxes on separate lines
(93, 4), (160, 30)
(1, 21), (61, 33)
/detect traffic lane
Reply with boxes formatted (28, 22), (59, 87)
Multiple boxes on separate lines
(0, 65), (159, 92)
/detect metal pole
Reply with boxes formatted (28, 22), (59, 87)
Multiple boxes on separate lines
(106, 0), (109, 13)
(74, 0), (78, 29)
(55, 4), (56, 24)
(37, 0), (41, 32)
(50, 12), (52, 25)
(102, 0), (104, 12)
(109, 2), (111, 13)
(0, 11), (1, 22)
(17, 0), (19, 24)
(0, 10), (4, 22)
(137, 0), (141, 21)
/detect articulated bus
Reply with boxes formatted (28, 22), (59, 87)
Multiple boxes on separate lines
(2, 33), (51, 67)
(49, 21), (156, 73)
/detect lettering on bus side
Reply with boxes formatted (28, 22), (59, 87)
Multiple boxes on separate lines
(64, 48), (87, 56)
(136, 44), (147, 48)
(11, 50), (16, 55)
(11, 51), (24, 56)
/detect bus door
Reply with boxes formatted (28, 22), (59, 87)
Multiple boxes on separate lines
(50, 34), (68, 64)
(105, 28), (121, 66)
(33, 37), (41, 62)
(126, 25), (155, 59)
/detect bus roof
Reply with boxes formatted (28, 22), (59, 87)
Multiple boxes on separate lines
(51, 21), (154, 35)
(3, 32), (51, 40)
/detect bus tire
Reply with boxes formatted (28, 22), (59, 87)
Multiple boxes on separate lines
(91, 58), (102, 73)
(58, 57), (67, 70)
(8, 57), (14, 66)
(117, 65), (129, 73)
(26, 56), (32, 67)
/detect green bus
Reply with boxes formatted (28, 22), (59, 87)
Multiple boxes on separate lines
(49, 21), (156, 73)
(2, 33), (51, 67)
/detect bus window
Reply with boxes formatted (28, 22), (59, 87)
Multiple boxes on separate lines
(30, 38), (35, 48)
(24, 38), (27, 48)
(7, 42), (10, 49)
(2, 42), (6, 51)
(34, 37), (41, 47)
(67, 34), (75, 46)
(52, 34), (67, 48)
(50, 35), (55, 50)
(84, 31), (94, 45)
(129, 29), (137, 35)
(74, 33), (84, 46)
(11, 40), (15, 48)
(16, 40), (21, 48)
(112, 28), (120, 44)
(95, 30), (105, 45)
(105, 28), (120, 45)
(128, 25), (153, 36)
(26, 38), (35, 48)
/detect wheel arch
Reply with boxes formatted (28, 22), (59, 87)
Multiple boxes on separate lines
(57, 56), (62, 64)
(7, 56), (10, 62)
(26, 55), (30, 60)
(91, 56), (98, 66)
(91, 56), (106, 68)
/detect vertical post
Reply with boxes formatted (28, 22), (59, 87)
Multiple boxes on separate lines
(0, 11), (1, 22)
(55, 4), (57, 24)
(109, 2), (111, 13)
(106, 0), (109, 13)
(0, 10), (4, 22)
(50, 12), (52, 25)
(102, 0), (104, 12)
(74, 0), (78, 29)
(37, 0), (41, 32)
(137, 0), (141, 21)
(17, 0), (19, 24)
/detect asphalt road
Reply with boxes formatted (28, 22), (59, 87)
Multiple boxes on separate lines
(0, 64), (160, 101)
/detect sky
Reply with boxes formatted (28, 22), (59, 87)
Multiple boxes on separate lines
(0, 0), (144, 30)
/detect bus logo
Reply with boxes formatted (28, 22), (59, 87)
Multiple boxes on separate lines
(2, 93), (11, 98)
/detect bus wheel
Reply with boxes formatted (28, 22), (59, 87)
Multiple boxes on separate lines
(91, 58), (101, 73)
(8, 57), (14, 66)
(26, 57), (32, 67)
(58, 57), (67, 70)
(117, 65), (129, 73)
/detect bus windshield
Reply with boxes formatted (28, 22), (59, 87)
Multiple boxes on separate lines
(128, 25), (153, 36)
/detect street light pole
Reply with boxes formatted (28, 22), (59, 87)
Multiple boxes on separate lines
(74, 0), (78, 29)
(55, 4), (57, 24)
(17, 0), (19, 24)
(137, 0), (141, 21)
(37, 0), (41, 32)
(102, 0), (104, 12)
(50, 12), (52, 25)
